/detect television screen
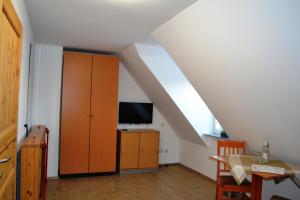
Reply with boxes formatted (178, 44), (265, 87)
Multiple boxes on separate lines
(118, 102), (153, 124)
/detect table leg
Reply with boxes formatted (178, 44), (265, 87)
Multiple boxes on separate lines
(251, 174), (263, 200)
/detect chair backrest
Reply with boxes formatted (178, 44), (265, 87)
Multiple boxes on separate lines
(217, 140), (247, 176)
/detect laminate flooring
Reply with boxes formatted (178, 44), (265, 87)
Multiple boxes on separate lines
(46, 165), (217, 200)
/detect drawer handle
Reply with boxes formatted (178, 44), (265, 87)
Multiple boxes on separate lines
(0, 157), (11, 164)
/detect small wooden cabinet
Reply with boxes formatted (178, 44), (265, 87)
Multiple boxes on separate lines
(21, 126), (48, 200)
(118, 129), (159, 171)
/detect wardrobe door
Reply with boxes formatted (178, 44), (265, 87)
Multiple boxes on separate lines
(89, 55), (119, 173)
(60, 52), (92, 175)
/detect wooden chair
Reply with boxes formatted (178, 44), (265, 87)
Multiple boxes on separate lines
(216, 140), (252, 200)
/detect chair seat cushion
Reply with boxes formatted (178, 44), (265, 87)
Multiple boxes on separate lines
(218, 176), (252, 188)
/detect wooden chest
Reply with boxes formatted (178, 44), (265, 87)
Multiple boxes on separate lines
(21, 126), (48, 200)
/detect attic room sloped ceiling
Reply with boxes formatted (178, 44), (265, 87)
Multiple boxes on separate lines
(25, 0), (197, 52)
(121, 44), (205, 145)
(152, 0), (300, 165)
(135, 44), (216, 142)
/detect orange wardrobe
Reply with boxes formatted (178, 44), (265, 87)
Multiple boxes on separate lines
(59, 51), (119, 175)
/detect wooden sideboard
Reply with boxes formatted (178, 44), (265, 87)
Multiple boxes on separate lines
(117, 129), (160, 172)
(21, 126), (48, 200)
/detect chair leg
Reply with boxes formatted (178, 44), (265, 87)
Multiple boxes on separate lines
(217, 189), (223, 200)
(215, 186), (218, 200)
(242, 192), (246, 200)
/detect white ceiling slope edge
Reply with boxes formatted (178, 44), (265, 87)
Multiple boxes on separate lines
(25, 0), (197, 52)
(120, 44), (205, 145)
(152, 0), (300, 164)
(135, 44), (214, 136)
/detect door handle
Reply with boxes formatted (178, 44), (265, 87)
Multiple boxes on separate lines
(0, 157), (11, 164)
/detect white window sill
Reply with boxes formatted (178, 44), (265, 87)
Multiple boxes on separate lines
(203, 133), (230, 140)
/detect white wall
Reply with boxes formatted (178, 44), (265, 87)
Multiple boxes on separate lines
(180, 137), (218, 180)
(12, 0), (34, 146)
(30, 45), (179, 177)
(152, 0), (300, 198)
(118, 64), (180, 164)
(30, 44), (63, 177)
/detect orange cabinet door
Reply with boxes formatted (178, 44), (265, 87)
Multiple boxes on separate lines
(139, 132), (159, 169)
(120, 133), (140, 170)
(89, 55), (119, 173)
(60, 52), (92, 175)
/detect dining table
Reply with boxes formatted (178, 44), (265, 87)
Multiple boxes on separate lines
(210, 155), (300, 200)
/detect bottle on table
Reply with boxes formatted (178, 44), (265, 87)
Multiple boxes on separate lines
(262, 137), (270, 163)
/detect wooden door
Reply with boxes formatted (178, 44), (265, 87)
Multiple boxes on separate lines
(0, 170), (15, 200)
(89, 55), (119, 173)
(60, 52), (92, 175)
(0, 0), (22, 199)
(139, 132), (159, 169)
(120, 133), (140, 170)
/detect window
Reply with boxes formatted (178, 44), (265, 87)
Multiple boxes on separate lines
(214, 119), (223, 134)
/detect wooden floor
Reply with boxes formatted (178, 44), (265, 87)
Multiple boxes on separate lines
(47, 165), (216, 200)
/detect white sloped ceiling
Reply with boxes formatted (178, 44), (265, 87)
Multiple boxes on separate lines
(120, 44), (206, 145)
(152, 0), (300, 164)
(135, 44), (214, 137)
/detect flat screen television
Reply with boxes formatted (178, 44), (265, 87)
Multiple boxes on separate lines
(118, 102), (153, 124)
